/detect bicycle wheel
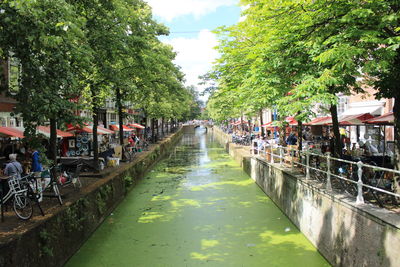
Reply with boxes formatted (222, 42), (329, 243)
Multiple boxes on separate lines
(369, 172), (397, 208)
(53, 183), (63, 205)
(13, 194), (33, 220)
(338, 174), (358, 197)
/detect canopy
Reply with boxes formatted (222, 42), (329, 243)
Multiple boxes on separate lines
(261, 122), (273, 127)
(86, 125), (113, 135)
(305, 117), (332, 126)
(365, 112), (394, 125)
(37, 126), (74, 138)
(0, 127), (24, 138)
(66, 124), (94, 134)
(109, 125), (135, 132)
(128, 123), (145, 129)
(338, 113), (374, 125)
(285, 116), (298, 126)
(231, 121), (248, 126)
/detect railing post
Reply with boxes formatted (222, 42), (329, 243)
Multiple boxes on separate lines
(279, 146), (283, 166)
(356, 161), (364, 204)
(291, 147), (294, 172)
(326, 153), (332, 191)
(270, 146), (274, 164)
(306, 150), (310, 180)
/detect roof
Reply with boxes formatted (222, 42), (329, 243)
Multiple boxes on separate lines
(0, 103), (16, 112)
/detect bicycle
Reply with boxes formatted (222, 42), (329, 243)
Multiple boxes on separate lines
(123, 145), (135, 162)
(337, 160), (398, 208)
(56, 164), (82, 189)
(29, 166), (63, 205)
(0, 175), (34, 220)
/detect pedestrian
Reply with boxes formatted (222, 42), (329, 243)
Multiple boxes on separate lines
(30, 148), (43, 173)
(4, 154), (23, 179)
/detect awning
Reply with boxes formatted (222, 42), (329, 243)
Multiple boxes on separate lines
(341, 100), (385, 116)
(128, 123), (145, 129)
(86, 125), (113, 135)
(285, 116), (298, 126)
(338, 113), (374, 125)
(37, 126), (74, 138)
(66, 124), (94, 134)
(0, 127), (24, 138)
(110, 125), (134, 132)
(232, 121), (248, 126)
(261, 122), (273, 127)
(304, 117), (332, 126)
(365, 112), (394, 125)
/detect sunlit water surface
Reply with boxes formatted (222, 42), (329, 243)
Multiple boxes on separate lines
(67, 127), (330, 267)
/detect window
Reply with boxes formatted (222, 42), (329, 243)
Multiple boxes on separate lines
(337, 95), (348, 115)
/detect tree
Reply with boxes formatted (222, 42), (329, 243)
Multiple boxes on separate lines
(0, 0), (91, 164)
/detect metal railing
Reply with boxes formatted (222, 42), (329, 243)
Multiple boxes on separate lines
(250, 142), (400, 209)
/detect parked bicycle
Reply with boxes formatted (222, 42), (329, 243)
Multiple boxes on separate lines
(0, 175), (34, 220)
(28, 166), (63, 205)
(123, 145), (135, 162)
(56, 163), (82, 189)
(336, 159), (397, 207)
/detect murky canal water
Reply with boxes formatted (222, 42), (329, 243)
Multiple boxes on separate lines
(67, 128), (330, 267)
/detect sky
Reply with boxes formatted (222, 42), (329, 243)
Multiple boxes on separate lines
(145, 0), (241, 99)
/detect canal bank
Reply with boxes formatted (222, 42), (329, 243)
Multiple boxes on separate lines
(67, 126), (329, 266)
(0, 127), (185, 267)
(210, 126), (400, 267)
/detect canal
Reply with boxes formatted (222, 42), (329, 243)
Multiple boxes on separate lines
(66, 127), (330, 266)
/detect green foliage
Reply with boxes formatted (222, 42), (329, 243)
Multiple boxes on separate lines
(207, 0), (400, 128)
(39, 229), (55, 258)
(0, 0), (193, 153)
(124, 175), (134, 188)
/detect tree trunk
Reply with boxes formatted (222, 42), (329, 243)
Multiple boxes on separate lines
(156, 119), (159, 140)
(279, 125), (287, 146)
(49, 118), (57, 165)
(259, 109), (264, 137)
(151, 118), (155, 143)
(92, 105), (99, 172)
(240, 113), (244, 134)
(162, 117), (165, 136)
(330, 104), (342, 157)
(116, 88), (124, 146)
(297, 120), (303, 152)
(393, 95), (400, 194)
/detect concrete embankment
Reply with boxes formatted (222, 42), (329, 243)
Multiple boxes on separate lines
(210, 126), (400, 267)
(0, 127), (185, 267)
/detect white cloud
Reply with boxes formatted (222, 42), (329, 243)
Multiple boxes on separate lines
(146, 0), (237, 21)
(164, 30), (219, 98)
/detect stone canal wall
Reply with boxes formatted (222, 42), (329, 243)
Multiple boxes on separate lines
(210, 126), (400, 267)
(0, 128), (184, 267)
